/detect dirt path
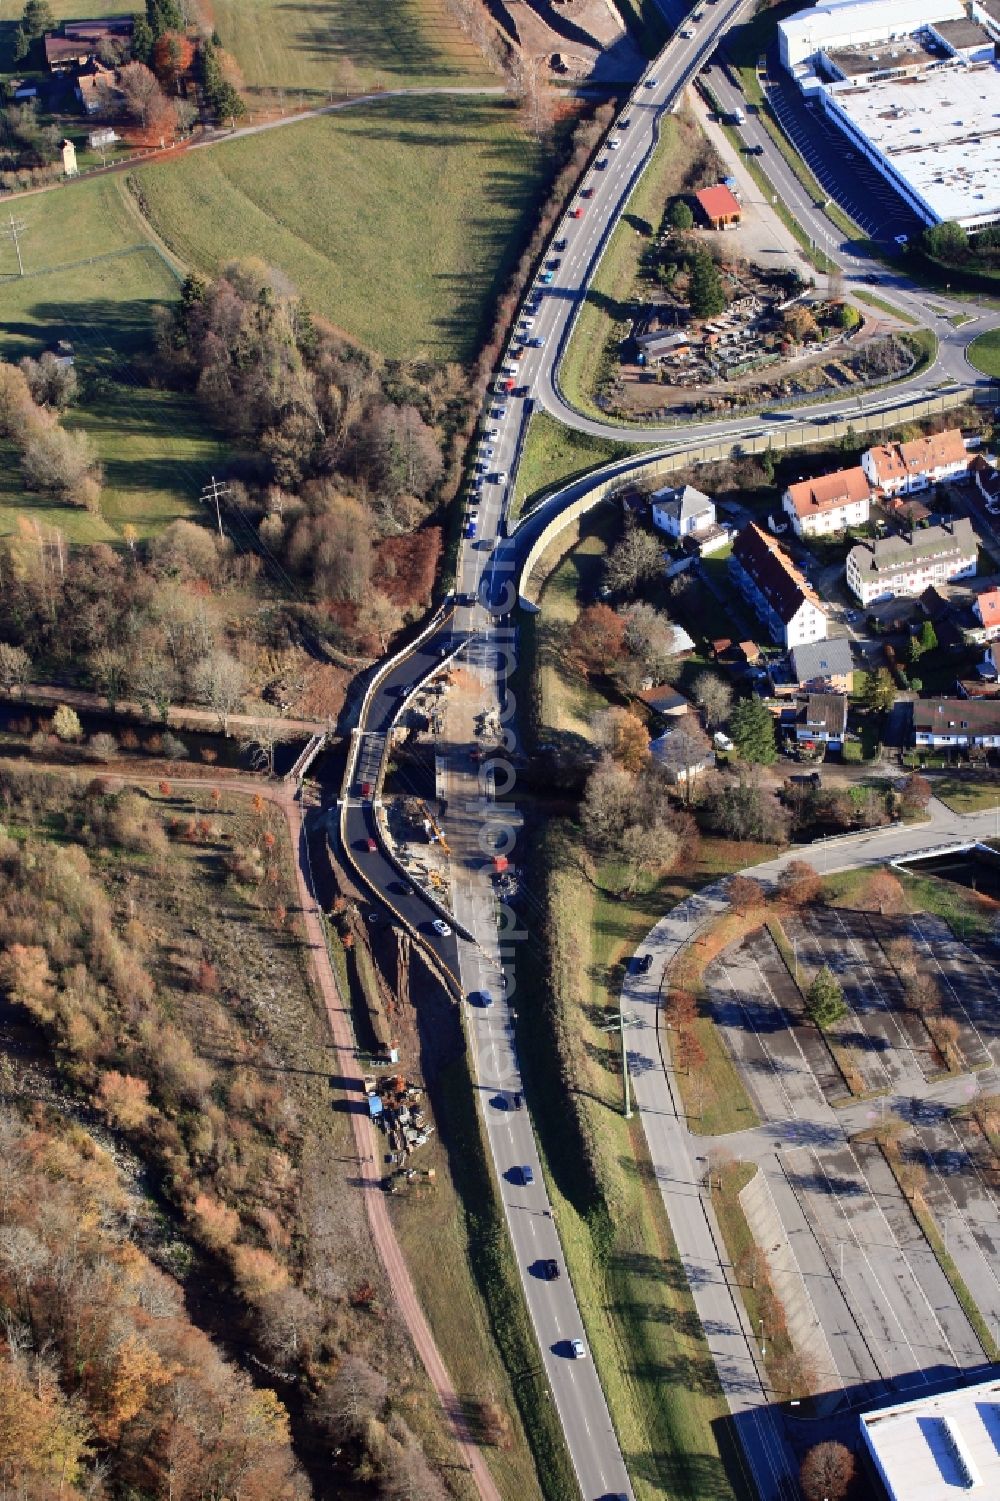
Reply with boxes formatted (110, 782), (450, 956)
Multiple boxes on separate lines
(9, 757), (500, 1501)
(283, 794), (503, 1501)
(2, 682), (328, 737)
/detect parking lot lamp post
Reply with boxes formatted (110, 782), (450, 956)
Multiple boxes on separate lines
(759, 1318), (766, 1359)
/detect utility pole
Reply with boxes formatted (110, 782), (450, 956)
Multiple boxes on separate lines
(3, 212), (27, 276)
(600, 1007), (640, 1120)
(200, 474), (229, 538)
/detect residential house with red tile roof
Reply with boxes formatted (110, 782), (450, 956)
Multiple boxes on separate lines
(974, 588), (1000, 640)
(782, 465), (872, 537)
(861, 428), (968, 496)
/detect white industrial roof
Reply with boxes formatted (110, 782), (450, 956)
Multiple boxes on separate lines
(829, 63), (1000, 227)
(861, 1378), (1000, 1499)
(779, 0), (963, 66)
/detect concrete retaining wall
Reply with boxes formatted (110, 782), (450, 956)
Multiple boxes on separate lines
(518, 385), (995, 603)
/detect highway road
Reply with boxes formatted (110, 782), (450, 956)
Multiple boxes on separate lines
(340, 0), (1000, 1494)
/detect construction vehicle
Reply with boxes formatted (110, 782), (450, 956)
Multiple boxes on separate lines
(415, 798), (451, 856)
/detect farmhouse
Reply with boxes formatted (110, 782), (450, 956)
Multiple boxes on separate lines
(731, 523), (827, 649)
(861, 428), (969, 496)
(845, 518), (978, 605)
(782, 465), (872, 537)
(76, 62), (119, 115)
(44, 16), (133, 71)
(694, 184), (742, 230)
(912, 697), (1000, 749)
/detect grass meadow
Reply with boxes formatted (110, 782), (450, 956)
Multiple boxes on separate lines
(0, 176), (222, 541)
(133, 97), (545, 362)
(211, 0), (494, 101)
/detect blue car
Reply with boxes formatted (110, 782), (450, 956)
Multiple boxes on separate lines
(521, 1165), (534, 1186)
(465, 520), (477, 539)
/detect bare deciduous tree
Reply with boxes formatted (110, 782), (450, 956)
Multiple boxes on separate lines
(800, 1440), (855, 1501)
(604, 526), (664, 596)
(691, 670), (732, 729)
(0, 642), (31, 690)
(191, 650), (247, 736)
(239, 708), (295, 777)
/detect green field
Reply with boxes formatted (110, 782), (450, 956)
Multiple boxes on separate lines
(211, 0), (494, 101)
(968, 329), (1000, 378)
(513, 411), (633, 521)
(0, 176), (221, 541)
(133, 97), (544, 362)
(518, 828), (750, 1501)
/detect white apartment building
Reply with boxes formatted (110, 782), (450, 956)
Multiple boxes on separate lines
(731, 523), (828, 648)
(782, 465), (872, 537)
(845, 517), (978, 603)
(861, 429), (970, 497)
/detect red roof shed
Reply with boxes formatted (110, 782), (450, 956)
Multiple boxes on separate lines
(694, 184), (742, 229)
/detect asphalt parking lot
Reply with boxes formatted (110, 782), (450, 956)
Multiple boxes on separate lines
(761, 60), (923, 247)
(703, 907), (1000, 1403)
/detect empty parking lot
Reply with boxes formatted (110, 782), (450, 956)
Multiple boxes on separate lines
(703, 906), (1000, 1405)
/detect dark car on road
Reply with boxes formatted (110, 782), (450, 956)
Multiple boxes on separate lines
(542, 1258), (559, 1280)
(635, 953), (653, 974)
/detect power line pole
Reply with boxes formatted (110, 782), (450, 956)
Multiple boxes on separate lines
(3, 213), (27, 276)
(200, 474), (229, 539)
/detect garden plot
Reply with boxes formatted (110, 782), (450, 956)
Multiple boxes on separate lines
(782, 909), (933, 1094)
(780, 1139), (985, 1389)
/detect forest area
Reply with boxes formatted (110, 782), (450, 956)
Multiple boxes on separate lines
(0, 765), (453, 1500)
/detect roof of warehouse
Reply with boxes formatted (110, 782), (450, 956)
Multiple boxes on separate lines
(861, 1377), (1000, 1498)
(829, 63), (1000, 226)
(780, 0), (963, 55)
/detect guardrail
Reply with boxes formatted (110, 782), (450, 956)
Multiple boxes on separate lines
(548, 0), (758, 421)
(340, 601), (456, 799)
(516, 384), (995, 603)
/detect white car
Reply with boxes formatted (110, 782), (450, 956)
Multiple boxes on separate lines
(608, 137), (621, 150)
(487, 427), (499, 439)
(520, 316), (535, 328)
(481, 445), (495, 459)
(432, 919), (452, 937)
(492, 471), (508, 485)
(570, 1339), (587, 1359)
(680, 25), (693, 35)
